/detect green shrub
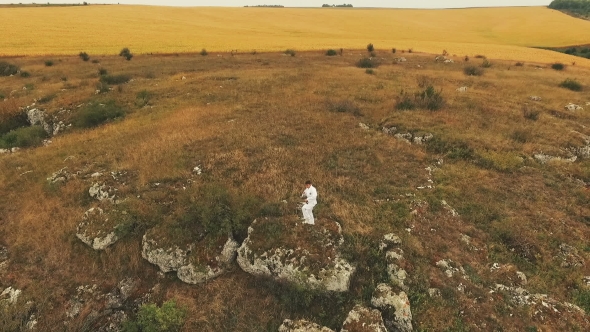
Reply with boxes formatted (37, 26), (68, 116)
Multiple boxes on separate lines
(119, 47), (133, 61)
(44, 60), (53, 67)
(326, 49), (338, 56)
(20, 71), (30, 78)
(581, 47), (590, 54)
(0, 112), (28, 135)
(91, 59), (100, 64)
(367, 43), (374, 52)
(100, 74), (131, 85)
(356, 57), (379, 68)
(464, 65), (484, 76)
(200, 48), (208, 56)
(396, 85), (445, 111)
(481, 59), (492, 68)
(98, 68), (108, 76)
(0, 126), (48, 149)
(0, 61), (19, 76)
(79, 52), (90, 61)
(136, 90), (152, 107)
(73, 100), (125, 128)
(573, 289), (590, 313)
(123, 300), (186, 332)
(285, 49), (296, 56)
(365, 68), (375, 75)
(564, 47), (577, 55)
(510, 129), (531, 143)
(426, 137), (474, 160)
(523, 107), (540, 121)
(551, 62), (565, 70)
(559, 78), (582, 91)
(37, 94), (56, 104)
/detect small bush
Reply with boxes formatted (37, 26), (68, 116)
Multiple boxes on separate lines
(326, 99), (362, 116)
(356, 57), (379, 68)
(365, 68), (375, 75)
(367, 43), (374, 52)
(91, 59), (100, 64)
(100, 74), (131, 85)
(98, 68), (108, 76)
(119, 48), (133, 61)
(136, 90), (152, 107)
(20, 71), (30, 78)
(481, 59), (492, 68)
(581, 47), (590, 54)
(559, 78), (582, 91)
(464, 65), (484, 76)
(96, 82), (110, 94)
(44, 60), (54, 67)
(0, 61), (19, 76)
(326, 49), (338, 56)
(523, 107), (540, 121)
(515, 62), (524, 66)
(396, 85), (445, 111)
(408, 48), (413, 53)
(0, 126), (48, 149)
(200, 48), (208, 56)
(122, 300), (186, 332)
(427, 137), (474, 160)
(573, 289), (590, 314)
(37, 94), (56, 104)
(0, 112), (28, 135)
(551, 62), (565, 70)
(392, 48), (396, 53)
(285, 49), (296, 56)
(510, 129), (531, 143)
(73, 100), (125, 128)
(474, 54), (486, 59)
(79, 52), (90, 61)
(564, 47), (577, 55)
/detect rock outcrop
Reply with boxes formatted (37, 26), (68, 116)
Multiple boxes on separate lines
(341, 305), (387, 332)
(278, 319), (335, 332)
(142, 231), (238, 284)
(565, 103), (583, 111)
(237, 217), (355, 292)
(371, 284), (413, 332)
(26, 108), (65, 135)
(76, 207), (121, 250)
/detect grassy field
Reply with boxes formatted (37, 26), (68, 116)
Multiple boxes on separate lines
(0, 49), (589, 330)
(2, 5), (590, 65)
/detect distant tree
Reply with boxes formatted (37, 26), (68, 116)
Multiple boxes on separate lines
(367, 43), (374, 52)
(119, 48), (133, 61)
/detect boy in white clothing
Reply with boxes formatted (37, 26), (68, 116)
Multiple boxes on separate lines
(301, 180), (318, 225)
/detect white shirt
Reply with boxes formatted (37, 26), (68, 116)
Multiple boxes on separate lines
(304, 185), (318, 203)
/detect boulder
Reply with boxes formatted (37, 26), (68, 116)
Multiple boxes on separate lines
(76, 207), (121, 250)
(341, 305), (387, 332)
(565, 103), (583, 111)
(89, 182), (116, 202)
(142, 230), (238, 284)
(237, 217), (355, 292)
(371, 284), (413, 332)
(278, 319), (335, 332)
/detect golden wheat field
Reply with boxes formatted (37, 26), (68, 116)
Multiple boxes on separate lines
(1, 5), (590, 64)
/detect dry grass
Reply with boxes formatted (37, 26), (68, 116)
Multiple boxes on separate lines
(1, 51), (590, 330)
(1, 6), (590, 65)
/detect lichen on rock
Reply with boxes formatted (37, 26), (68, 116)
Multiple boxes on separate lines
(341, 305), (387, 332)
(76, 207), (121, 250)
(237, 217), (355, 292)
(371, 283), (413, 332)
(278, 319), (335, 332)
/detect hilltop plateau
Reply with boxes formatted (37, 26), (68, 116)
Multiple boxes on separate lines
(0, 48), (589, 331)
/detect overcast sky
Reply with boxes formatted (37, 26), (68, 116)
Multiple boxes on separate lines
(0, 1), (552, 8)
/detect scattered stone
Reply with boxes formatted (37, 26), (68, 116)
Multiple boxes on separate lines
(105, 278), (138, 309)
(436, 259), (465, 278)
(11, 147), (19, 153)
(371, 283), (413, 332)
(444, 59), (454, 63)
(193, 165), (202, 175)
(380, 233), (401, 251)
(341, 305), (387, 332)
(91, 172), (103, 178)
(394, 57), (407, 63)
(237, 218), (355, 292)
(565, 103), (583, 111)
(278, 319), (335, 332)
(516, 271), (528, 285)
(1, 286), (21, 304)
(382, 126), (396, 135)
(181, 76), (186, 80)
(441, 200), (459, 216)
(394, 133), (412, 144)
(428, 288), (441, 297)
(47, 167), (72, 184)
(533, 153), (577, 164)
(89, 182), (116, 202)
(76, 207), (122, 250)
(460, 234), (471, 246)
(456, 86), (467, 92)
(0, 148), (9, 154)
(583, 276), (590, 287)
(359, 123), (370, 130)
(0, 246), (8, 271)
(492, 284), (585, 316)
(529, 96), (542, 101)
(558, 243), (585, 268)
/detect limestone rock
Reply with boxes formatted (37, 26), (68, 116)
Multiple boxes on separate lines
(516, 271), (527, 285)
(1, 286), (21, 304)
(0, 245), (8, 271)
(394, 57), (407, 63)
(0, 148), (9, 154)
(278, 319), (335, 332)
(456, 86), (467, 92)
(565, 103), (583, 111)
(382, 127), (396, 135)
(533, 153), (577, 164)
(428, 288), (441, 297)
(177, 238), (239, 284)
(237, 218), (355, 292)
(142, 231), (238, 284)
(76, 207), (120, 250)
(444, 59), (454, 63)
(47, 167), (71, 184)
(359, 123), (370, 130)
(89, 182), (116, 202)
(341, 305), (387, 332)
(558, 243), (584, 268)
(529, 96), (542, 101)
(371, 283), (413, 332)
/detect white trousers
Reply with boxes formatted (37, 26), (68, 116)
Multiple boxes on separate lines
(302, 201), (317, 224)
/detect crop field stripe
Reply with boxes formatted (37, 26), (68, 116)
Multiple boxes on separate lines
(1, 5), (590, 64)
